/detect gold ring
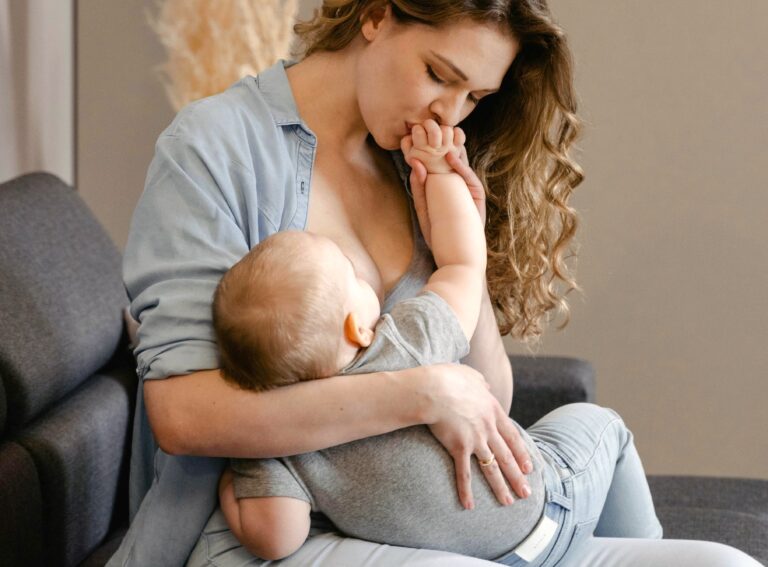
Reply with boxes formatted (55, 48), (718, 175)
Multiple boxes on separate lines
(478, 454), (496, 467)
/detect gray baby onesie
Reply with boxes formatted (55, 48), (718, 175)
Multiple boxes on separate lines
(231, 291), (548, 561)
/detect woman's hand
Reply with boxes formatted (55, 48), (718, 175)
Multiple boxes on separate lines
(423, 363), (533, 510)
(404, 125), (487, 250)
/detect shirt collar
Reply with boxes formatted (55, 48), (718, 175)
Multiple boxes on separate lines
(256, 59), (313, 131)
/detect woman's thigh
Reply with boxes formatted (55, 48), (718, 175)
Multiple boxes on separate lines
(526, 403), (662, 539)
(563, 537), (762, 567)
(186, 508), (497, 567)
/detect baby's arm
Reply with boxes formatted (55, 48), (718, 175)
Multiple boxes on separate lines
(219, 466), (311, 560)
(403, 122), (487, 340)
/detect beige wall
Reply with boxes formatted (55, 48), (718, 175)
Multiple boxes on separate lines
(77, 0), (173, 250)
(77, 0), (767, 478)
(506, 0), (768, 479)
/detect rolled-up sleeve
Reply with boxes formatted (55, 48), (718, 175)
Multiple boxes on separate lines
(123, 123), (257, 381)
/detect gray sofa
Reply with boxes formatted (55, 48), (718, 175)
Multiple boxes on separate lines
(1, 172), (765, 565)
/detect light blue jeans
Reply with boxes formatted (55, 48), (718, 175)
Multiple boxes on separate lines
(187, 403), (761, 566)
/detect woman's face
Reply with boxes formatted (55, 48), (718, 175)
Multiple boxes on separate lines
(356, 8), (519, 150)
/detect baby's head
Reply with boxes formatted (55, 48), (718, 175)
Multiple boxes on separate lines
(213, 231), (381, 391)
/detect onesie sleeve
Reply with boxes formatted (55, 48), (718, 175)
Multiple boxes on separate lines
(343, 290), (470, 374)
(122, 94), (283, 382)
(230, 458), (312, 505)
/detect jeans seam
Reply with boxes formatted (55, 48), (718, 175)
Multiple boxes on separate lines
(203, 531), (222, 567)
(570, 415), (624, 479)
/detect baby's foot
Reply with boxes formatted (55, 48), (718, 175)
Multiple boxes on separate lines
(401, 119), (458, 174)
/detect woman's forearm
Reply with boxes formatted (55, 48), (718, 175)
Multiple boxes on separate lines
(461, 280), (513, 413)
(144, 367), (431, 457)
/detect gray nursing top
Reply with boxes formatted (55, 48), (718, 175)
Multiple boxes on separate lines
(232, 289), (548, 561)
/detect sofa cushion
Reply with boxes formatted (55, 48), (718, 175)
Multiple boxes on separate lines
(16, 353), (136, 567)
(649, 475), (768, 564)
(0, 441), (44, 565)
(0, 172), (128, 429)
(0, 377), (6, 435)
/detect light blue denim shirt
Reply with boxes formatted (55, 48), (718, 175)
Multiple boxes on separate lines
(110, 60), (414, 567)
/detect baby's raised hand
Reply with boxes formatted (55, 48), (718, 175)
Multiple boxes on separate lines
(401, 119), (458, 175)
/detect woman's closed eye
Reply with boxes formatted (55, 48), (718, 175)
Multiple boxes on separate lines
(426, 64), (480, 105)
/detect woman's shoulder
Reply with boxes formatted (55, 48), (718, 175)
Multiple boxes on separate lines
(161, 76), (278, 149)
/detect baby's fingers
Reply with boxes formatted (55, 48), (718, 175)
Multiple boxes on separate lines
(454, 126), (466, 150)
(400, 135), (414, 163)
(440, 125), (454, 150)
(423, 119), (442, 148)
(412, 124), (429, 149)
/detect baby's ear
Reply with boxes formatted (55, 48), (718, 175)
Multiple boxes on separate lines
(344, 313), (374, 347)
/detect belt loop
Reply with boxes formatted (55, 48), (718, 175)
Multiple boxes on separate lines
(546, 489), (573, 511)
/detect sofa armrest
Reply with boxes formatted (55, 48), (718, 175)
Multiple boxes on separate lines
(508, 355), (595, 427)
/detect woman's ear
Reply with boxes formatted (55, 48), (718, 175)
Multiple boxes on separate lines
(360, 3), (392, 42)
(344, 312), (374, 348)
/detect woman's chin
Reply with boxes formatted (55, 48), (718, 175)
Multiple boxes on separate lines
(367, 131), (401, 152)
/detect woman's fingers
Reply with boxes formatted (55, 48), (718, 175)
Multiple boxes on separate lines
(444, 150), (482, 191)
(488, 428), (532, 500)
(498, 415), (534, 475)
(453, 451), (474, 510)
(409, 159), (432, 248)
(496, 415), (535, 501)
(427, 364), (534, 509)
(476, 448), (516, 506)
(444, 151), (486, 225)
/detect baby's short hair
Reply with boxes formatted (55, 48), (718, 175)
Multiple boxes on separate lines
(212, 231), (345, 391)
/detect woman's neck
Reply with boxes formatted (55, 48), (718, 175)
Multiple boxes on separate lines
(286, 46), (372, 160)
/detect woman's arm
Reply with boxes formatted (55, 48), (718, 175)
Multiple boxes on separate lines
(145, 361), (532, 508)
(461, 280), (513, 413)
(145, 367), (429, 458)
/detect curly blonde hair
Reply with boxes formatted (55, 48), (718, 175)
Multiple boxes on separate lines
(294, 0), (584, 342)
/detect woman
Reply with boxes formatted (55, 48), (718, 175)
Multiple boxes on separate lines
(110, 1), (760, 566)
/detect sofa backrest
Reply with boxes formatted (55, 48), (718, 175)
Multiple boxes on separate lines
(0, 172), (136, 566)
(0, 172), (128, 431)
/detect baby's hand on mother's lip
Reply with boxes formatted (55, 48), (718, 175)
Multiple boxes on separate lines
(402, 119), (457, 174)
(402, 125), (487, 229)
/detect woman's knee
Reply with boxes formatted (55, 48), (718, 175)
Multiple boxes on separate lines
(558, 402), (628, 431)
(692, 541), (762, 566)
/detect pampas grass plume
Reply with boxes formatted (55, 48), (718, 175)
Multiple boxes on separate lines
(148, 0), (299, 111)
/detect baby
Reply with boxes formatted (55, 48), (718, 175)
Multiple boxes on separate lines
(211, 123), (548, 561)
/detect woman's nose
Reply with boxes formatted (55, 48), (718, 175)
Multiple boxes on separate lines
(430, 95), (464, 127)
